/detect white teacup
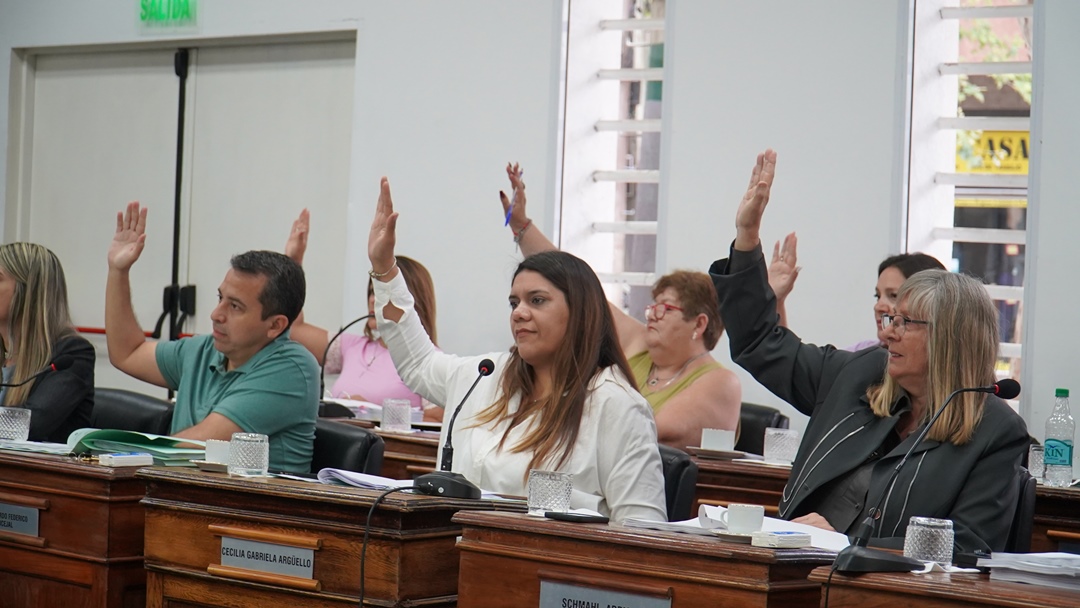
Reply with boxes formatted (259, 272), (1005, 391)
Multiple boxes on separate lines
(701, 428), (736, 451)
(721, 504), (765, 534)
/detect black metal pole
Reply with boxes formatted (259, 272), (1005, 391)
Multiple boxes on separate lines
(171, 49), (189, 341)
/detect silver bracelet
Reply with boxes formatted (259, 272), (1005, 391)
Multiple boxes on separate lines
(368, 259), (398, 278)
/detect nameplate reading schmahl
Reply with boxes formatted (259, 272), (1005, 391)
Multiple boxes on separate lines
(0, 502), (39, 537)
(220, 536), (314, 579)
(539, 581), (671, 608)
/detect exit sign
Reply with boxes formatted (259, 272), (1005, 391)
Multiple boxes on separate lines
(140, 0), (197, 26)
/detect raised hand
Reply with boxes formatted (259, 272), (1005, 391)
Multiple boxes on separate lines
(768, 231), (801, 302)
(734, 149), (777, 251)
(500, 162), (529, 232)
(108, 202), (148, 272)
(368, 177), (398, 276)
(285, 209), (310, 265)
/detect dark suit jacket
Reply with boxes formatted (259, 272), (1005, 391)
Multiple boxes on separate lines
(710, 246), (1028, 553)
(21, 333), (95, 443)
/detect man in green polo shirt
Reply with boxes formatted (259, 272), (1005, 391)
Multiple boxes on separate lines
(104, 202), (318, 473)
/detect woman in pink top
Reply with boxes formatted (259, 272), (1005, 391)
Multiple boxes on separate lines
(284, 210), (442, 419)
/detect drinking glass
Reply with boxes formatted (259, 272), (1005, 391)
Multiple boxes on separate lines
(1028, 444), (1045, 480)
(527, 470), (573, 516)
(382, 398), (413, 433)
(228, 432), (269, 477)
(763, 428), (800, 465)
(903, 517), (954, 566)
(0, 407), (31, 441)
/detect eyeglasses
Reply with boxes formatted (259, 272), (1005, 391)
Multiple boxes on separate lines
(881, 313), (930, 335)
(645, 302), (685, 320)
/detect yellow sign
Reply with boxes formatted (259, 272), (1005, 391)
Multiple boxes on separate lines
(956, 130), (1029, 174)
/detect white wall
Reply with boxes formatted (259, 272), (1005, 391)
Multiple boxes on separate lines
(1022, 0), (1080, 451)
(661, 0), (911, 434)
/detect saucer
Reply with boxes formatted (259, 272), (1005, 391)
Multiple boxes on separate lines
(686, 446), (745, 460)
(710, 529), (754, 544)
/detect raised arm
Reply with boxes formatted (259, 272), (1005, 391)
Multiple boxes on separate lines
(105, 202), (167, 386)
(500, 163), (648, 356)
(768, 232), (800, 328)
(282, 209), (332, 364)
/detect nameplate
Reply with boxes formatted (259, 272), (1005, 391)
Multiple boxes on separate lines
(0, 502), (39, 537)
(220, 536), (314, 579)
(539, 581), (671, 608)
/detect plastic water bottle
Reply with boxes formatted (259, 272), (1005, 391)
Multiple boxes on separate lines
(1044, 388), (1075, 487)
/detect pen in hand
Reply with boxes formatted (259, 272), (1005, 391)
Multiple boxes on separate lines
(504, 166), (523, 226)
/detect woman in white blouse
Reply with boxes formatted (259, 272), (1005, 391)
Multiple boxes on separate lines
(367, 177), (667, 523)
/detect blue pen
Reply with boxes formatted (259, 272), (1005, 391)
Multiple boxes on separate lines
(504, 169), (523, 226)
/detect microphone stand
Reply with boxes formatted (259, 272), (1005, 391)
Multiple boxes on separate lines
(834, 385), (983, 572)
(317, 314), (373, 418)
(414, 359), (494, 499)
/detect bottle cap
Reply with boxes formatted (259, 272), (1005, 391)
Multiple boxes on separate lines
(1056, 388), (1069, 398)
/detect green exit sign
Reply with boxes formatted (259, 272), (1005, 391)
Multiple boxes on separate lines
(140, 0), (197, 26)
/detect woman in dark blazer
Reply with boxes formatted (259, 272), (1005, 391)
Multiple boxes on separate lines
(0, 243), (94, 442)
(709, 150), (1028, 553)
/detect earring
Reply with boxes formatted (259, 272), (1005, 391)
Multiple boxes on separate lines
(692, 330), (698, 341)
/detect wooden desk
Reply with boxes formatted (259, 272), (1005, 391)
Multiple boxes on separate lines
(336, 419), (440, 479)
(1032, 485), (1080, 553)
(139, 467), (519, 607)
(693, 458), (790, 516)
(0, 451), (147, 608)
(809, 566), (1079, 607)
(454, 510), (836, 608)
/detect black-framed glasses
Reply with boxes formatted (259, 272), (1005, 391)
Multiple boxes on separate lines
(645, 302), (684, 320)
(881, 313), (930, 335)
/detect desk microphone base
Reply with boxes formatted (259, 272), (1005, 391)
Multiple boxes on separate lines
(414, 471), (481, 499)
(833, 545), (924, 573)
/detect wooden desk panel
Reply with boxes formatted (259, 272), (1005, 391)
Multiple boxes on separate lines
(336, 419), (440, 479)
(454, 510), (835, 608)
(809, 566), (1079, 607)
(693, 458), (790, 516)
(139, 467), (520, 607)
(0, 451), (147, 608)
(1032, 485), (1080, 553)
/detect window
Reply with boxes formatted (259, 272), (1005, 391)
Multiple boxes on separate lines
(908, 0), (1031, 383)
(561, 0), (664, 320)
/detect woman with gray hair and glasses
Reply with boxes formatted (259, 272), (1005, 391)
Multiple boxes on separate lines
(708, 149), (1028, 553)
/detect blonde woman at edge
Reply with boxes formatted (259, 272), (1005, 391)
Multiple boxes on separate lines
(0, 243), (94, 442)
(499, 163), (740, 451)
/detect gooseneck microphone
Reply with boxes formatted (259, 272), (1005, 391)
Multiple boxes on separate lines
(317, 314), (373, 417)
(0, 355), (76, 388)
(834, 379), (1021, 572)
(414, 358), (495, 499)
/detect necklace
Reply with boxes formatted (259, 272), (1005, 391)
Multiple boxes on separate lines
(647, 352), (708, 389)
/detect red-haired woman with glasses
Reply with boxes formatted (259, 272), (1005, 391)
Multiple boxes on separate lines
(499, 164), (741, 451)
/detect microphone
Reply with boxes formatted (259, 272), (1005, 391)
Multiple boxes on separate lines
(317, 314), (373, 418)
(414, 358), (495, 499)
(0, 356), (76, 388)
(834, 379), (1022, 572)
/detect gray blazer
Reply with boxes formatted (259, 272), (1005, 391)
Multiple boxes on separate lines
(709, 247), (1028, 553)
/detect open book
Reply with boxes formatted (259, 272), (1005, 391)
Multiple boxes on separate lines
(0, 428), (205, 466)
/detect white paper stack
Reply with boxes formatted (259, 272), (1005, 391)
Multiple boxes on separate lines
(622, 505), (725, 537)
(977, 552), (1080, 592)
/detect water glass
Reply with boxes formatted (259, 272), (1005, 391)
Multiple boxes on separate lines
(228, 432), (269, 477)
(903, 516), (954, 566)
(763, 428), (800, 465)
(527, 470), (573, 516)
(382, 398), (413, 433)
(1028, 444), (1045, 480)
(0, 407), (31, 441)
